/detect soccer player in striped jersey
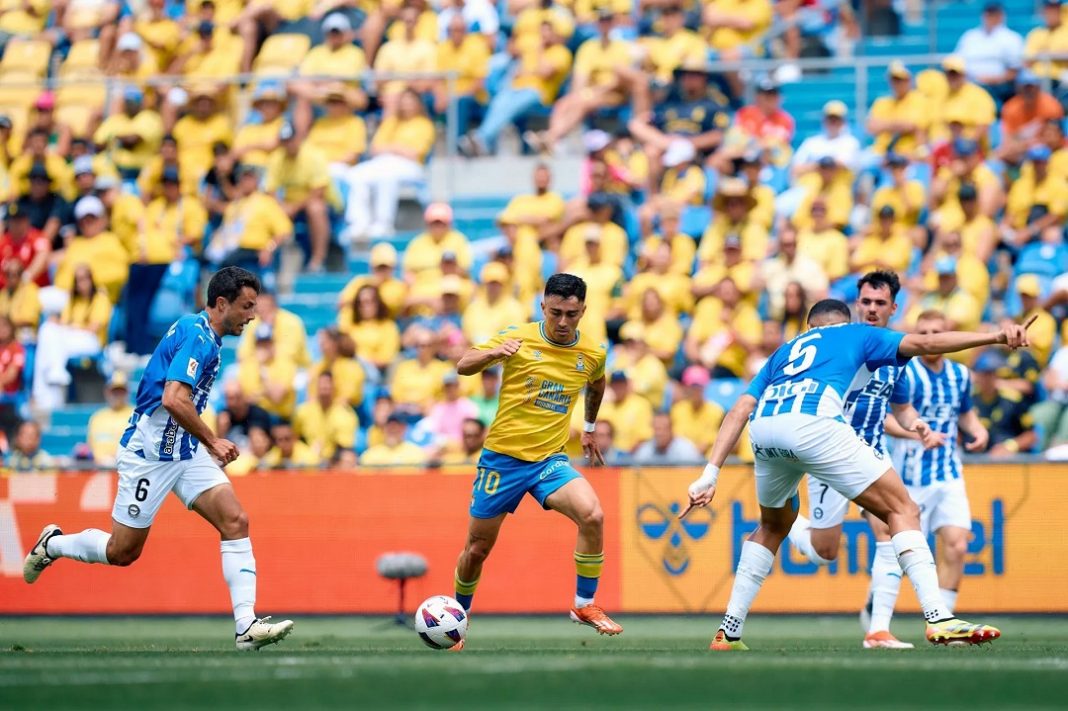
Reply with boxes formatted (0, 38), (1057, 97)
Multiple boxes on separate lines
(682, 299), (1029, 650)
(891, 309), (990, 619)
(22, 267), (294, 650)
(786, 271), (946, 648)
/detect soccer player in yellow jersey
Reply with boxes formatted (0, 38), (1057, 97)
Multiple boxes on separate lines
(451, 274), (622, 643)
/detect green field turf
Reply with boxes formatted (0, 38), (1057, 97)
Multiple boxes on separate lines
(1, 615), (1066, 709)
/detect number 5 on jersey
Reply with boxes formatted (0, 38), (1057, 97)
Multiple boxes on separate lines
(784, 333), (822, 376)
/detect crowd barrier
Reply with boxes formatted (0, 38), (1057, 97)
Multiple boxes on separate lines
(1, 464), (1064, 614)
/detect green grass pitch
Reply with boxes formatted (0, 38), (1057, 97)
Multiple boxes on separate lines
(2, 616), (1066, 709)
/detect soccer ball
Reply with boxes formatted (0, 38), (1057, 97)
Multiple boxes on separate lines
(414, 595), (468, 650)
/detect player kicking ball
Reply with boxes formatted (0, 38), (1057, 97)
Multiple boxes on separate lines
(23, 267), (294, 651)
(682, 298), (1032, 650)
(450, 274), (621, 649)
(785, 271), (945, 649)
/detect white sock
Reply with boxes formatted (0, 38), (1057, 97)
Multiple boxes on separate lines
(221, 538), (257, 634)
(868, 541), (903, 633)
(574, 595), (594, 608)
(939, 588), (958, 616)
(787, 515), (834, 566)
(892, 530), (951, 623)
(720, 540), (775, 639)
(47, 529), (111, 564)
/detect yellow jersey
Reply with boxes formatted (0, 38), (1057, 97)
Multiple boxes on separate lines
(479, 321), (607, 462)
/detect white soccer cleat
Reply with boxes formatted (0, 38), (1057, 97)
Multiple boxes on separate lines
(235, 616), (295, 651)
(23, 524), (62, 584)
(863, 630), (914, 649)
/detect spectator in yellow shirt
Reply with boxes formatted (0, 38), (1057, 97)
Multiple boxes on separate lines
(0, 259), (40, 334)
(599, 371), (654, 453)
(8, 129), (74, 200)
(237, 290), (310, 369)
(685, 276), (762, 378)
(373, 5), (438, 109)
(1015, 274), (1056, 367)
(292, 13), (369, 133)
(337, 242), (408, 318)
(531, 11), (638, 151)
(261, 419), (322, 470)
(613, 321), (669, 408)
(306, 326), (366, 411)
(92, 87), (163, 179)
(128, 0), (183, 71)
(871, 153), (925, 230)
(266, 121), (336, 272)
(232, 0), (314, 73)
(906, 257), (982, 331)
(205, 164), (293, 274)
(916, 229), (989, 308)
(560, 194), (629, 268)
(341, 284), (401, 371)
(792, 157), (853, 231)
(622, 241), (693, 319)
(340, 88), (435, 240)
(237, 323), (298, 419)
(1023, 0), (1068, 81)
(933, 55), (997, 141)
(360, 413), (429, 467)
(308, 86), (368, 174)
(294, 371), (359, 467)
(699, 178), (769, 263)
(172, 87), (234, 179)
(402, 202), (473, 279)
(54, 196), (130, 303)
(670, 365), (725, 455)
(566, 228), (623, 346)
(391, 328), (450, 417)
(851, 205), (913, 276)
(866, 61), (929, 158)
(1003, 145), (1068, 245)
(106, 32), (160, 93)
(930, 138), (1004, 231)
(797, 198), (849, 282)
(693, 232), (759, 304)
(704, 0), (772, 59)
(167, 16), (242, 78)
(86, 372), (134, 467)
(434, 16), (490, 142)
(462, 261), (528, 345)
(232, 84), (287, 169)
(638, 5), (707, 83)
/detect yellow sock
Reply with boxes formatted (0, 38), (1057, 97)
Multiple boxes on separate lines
(574, 551), (604, 604)
(454, 568), (479, 610)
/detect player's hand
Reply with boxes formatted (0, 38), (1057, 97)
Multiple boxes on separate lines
(581, 431), (605, 467)
(911, 419), (946, 450)
(207, 438), (240, 466)
(997, 314), (1036, 350)
(679, 482), (716, 520)
(964, 426), (989, 452)
(493, 338), (522, 359)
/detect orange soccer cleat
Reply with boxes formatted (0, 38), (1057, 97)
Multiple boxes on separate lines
(863, 630), (914, 649)
(709, 629), (749, 651)
(569, 605), (623, 635)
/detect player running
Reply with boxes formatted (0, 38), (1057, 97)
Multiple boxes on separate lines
(682, 298), (1030, 650)
(451, 273), (621, 647)
(785, 271), (945, 649)
(23, 267), (294, 651)
(891, 309), (990, 620)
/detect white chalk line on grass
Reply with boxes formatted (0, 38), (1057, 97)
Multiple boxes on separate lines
(1, 655), (1067, 688)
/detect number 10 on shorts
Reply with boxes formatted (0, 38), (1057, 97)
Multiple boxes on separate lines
(474, 468), (500, 496)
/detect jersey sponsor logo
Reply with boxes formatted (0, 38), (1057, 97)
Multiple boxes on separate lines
(532, 349), (542, 361)
(187, 357), (199, 378)
(752, 444), (799, 461)
(533, 380), (570, 414)
(637, 501), (714, 576)
(919, 403), (956, 422)
(576, 354), (585, 372)
(764, 380), (819, 402)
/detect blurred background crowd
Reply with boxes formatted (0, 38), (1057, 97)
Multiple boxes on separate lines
(0, 0), (1066, 472)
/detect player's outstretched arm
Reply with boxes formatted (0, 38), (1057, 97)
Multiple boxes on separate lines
(898, 316), (1034, 358)
(161, 381), (238, 465)
(456, 338), (522, 376)
(679, 394), (757, 519)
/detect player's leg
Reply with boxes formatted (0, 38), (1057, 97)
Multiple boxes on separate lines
(930, 479), (973, 616)
(184, 458), (293, 650)
(454, 513), (507, 611)
(853, 471), (997, 645)
(24, 450), (173, 582)
(861, 510), (912, 649)
(540, 467), (622, 635)
(788, 476), (846, 565)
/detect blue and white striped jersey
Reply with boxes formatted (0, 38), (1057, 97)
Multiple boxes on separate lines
(119, 312), (222, 461)
(896, 358), (973, 486)
(746, 323), (907, 422)
(844, 364), (909, 455)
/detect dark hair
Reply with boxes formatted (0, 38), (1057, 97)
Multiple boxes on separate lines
(806, 298), (851, 325)
(544, 273), (587, 302)
(207, 266), (260, 307)
(70, 263), (97, 299)
(857, 270), (901, 300)
(782, 281), (808, 321)
(462, 417), (486, 434)
(353, 284), (388, 322)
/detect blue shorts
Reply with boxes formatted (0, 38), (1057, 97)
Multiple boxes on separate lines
(469, 449), (583, 519)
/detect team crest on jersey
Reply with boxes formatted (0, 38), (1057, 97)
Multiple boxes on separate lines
(127, 504), (140, 519)
(576, 354), (585, 372)
(532, 349), (542, 360)
(187, 358), (199, 378)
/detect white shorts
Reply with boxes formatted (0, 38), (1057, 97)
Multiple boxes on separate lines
(907, 478), (972, 537)
(806, 475), (851, 529)
(749, 414), (891, 509)
(112, 446), (229, 529)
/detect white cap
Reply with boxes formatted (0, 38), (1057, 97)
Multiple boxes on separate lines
(582, 129), (611, 154)
(74, 195), (106, 220)
(117, 32), (143, 52)
(322, 13), (352, 32)
(662, 139), (696, 168)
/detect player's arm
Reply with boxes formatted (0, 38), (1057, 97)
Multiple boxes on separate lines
(161, 381), (239, 464)
(679, 394), (757, 519)
(581, 375), (607, 466)
(455, 337), (522, 375)
(958, 408), (989, 453)
(887, 402), (945, 449)
(898, 317), (1033, 358)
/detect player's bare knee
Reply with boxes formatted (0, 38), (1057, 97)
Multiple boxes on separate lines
(812, 538), (840, 561)
(942, 534), (968, 563)
(464, 538), (493, 565)
(219, 510), (249, 539)
(108, 543), (142, 567)
(579, 504), (604, 532)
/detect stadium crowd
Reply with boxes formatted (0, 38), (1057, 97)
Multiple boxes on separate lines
(0, 0), (1066, 472)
